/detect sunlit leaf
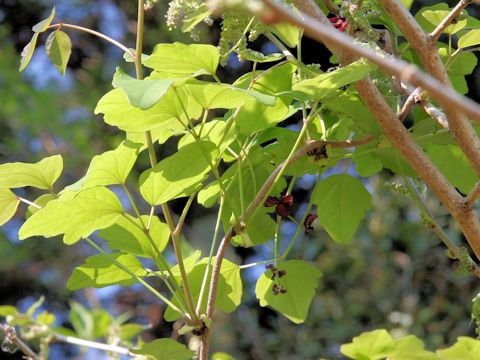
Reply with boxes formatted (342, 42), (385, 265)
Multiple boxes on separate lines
(341, 329), (395, 360)
(112, 67), (174, 109)
(67, 252), (146, 290)
(390, 335), (438, 360)
(292, 60), (376, 100)
(182, 3), (212, 32)
(140, 141), (218, 205)
(46, 30), (72, 75)
(143, 42), (219, 75)
(0, 155), (63, 190)
(19, 33), (39, 72)
(165, 257), (242, 321)
(313, 174), (372, 244)
(99, 214), (169, 258)
(422, 10), (466, 34)
(458, 29), (480, 49)
(0, 189), (19, 226)
(437, 337), (480, 359)
(255, 260), (321, 323)
(19, 187), (123, 245)
(131, 338), (194, 360)
(238, 48), (284, 63)
(83, 140), (141, 189)
(32, 7), (55, 33)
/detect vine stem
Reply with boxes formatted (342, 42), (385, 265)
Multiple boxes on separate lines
(52, 332), (131, 356)
(198, 136), (373, 359)
(48, 23), (134, 59)
(134, 0), (198, 322)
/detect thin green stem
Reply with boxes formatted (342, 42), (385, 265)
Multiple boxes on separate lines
(239, 259), (276, 270)
(48, 23), (134, 59)
(274, 215), (282, 266)
(173, 194), (196, 236)
(282, 179), (320, 260)
(135, 0), (145, 80)
(121, 184), (142, 218)
(84, 237), (185, 316)
(196, 195), (225, 314)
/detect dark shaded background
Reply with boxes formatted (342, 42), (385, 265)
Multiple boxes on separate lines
(1, 0), (480, 358)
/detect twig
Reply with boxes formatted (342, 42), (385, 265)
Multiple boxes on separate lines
(198, 136), (373, 359)
(430, 0), (473, 42)
(257, 0), (480, 123)
(52, 332), (132, 356)
(379, 0), (480, 179)
(398, 87), (449, 128)
(466, 181), (480, 208)
(0, 324), (38, 360)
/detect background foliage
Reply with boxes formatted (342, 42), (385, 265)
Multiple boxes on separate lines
(1, 0), (480, 358)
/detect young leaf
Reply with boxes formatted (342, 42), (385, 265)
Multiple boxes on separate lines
(112, 67), (174, 109)
(422, 10), (466, 35)
(67, 252), (146, 290)
(181, 3), (212, 32)
(436, 337), (480, 360)
(185, 82), (275, 110)
(32, 7), (56, 33)
(143, 42), (219, 75)
(271, 22), (300, 48)
(19, 33), (39, 72)
(131, 338), (194, 360)
(234, 63), (296, 135)
(255, 260), (321, 324)
(0, 155), (63, 190)
(45, 30), (72, 75)
(95, 86), (201, 132)
(19, 187), (124, 245)
(390, 335), (438, 360)
(26, 194), (57, 218)
(237, 48), (284, 63)
(427, 144), (478, 194)
(99, 214), (170, 258)
(458, 29), (480, 49)
(165, 257), (242, 321)
(83, 140), (141, 189)
(292, 60), (376, 100)
(0, 189), (20, 226)
(139, 141), (218, 205)
(313, 174), (372, 244)
(340, 329), (395, 360)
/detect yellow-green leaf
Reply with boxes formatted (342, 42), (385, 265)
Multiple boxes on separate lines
(19, 33), (39, 72)
(32, 7), (56, 33)
(0, 155), (63, 190)
(131, 338), (194, 360)
(46, 30), (72, 75)
(0, 189), (20, 226)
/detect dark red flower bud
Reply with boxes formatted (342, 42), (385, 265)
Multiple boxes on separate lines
(275, 203), (290, 219)
(280, 194), (294, 206)
(304, 213), (318, 236)
(264, 196), (280, 207)
(328, 16), (348, 32)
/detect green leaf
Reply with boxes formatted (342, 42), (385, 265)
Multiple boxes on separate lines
(427, 144), (478, 193)
(119, 323), (145, 341)
(232, 210), (276, 247)
(0, 189), (20, 226)
(313, 174), (372, 244)
(0, 305), (18, 317)
(69, 302), (96, 339)
(95, 86), (201, 132)
(354, 151), (383, 177)
(19, 187), (124, 245)
(0, 155), (63, 190)
(165, 257), (242, 321)
(458, 29), (480, 49)
(181, 3), (212, 32)
(83, 140), (141, 189)
(238, 48), (284, 63)
(415, 3), (449, 33)
(131, 338), (195, 360)
(185, 82), (275, 110)
(32, 7), (56, 33)
(446, 50), (477, 76)
(212, 353), (236, 360)
(234, 63), (296, 135)
(422, 10), (466, 34)
(139, 141), (218, 205)
(45, 30), (72, 75)
(178, 119), (234, 154)
(292, 60), (376, 100)
(26, 194), (57, 218)
(67, 252), (146, 290)
(255, 260), (321, 324)
(143, 42), (219, 75)
(112, 67), (174, 110)
(437, 337), (480, 360)
(271, 22), (300, 48)
(19, 33), (39, 71)
(390, 335), (438, 360)
(340, 329), (395, 360)
(99, 214), (169, 258)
